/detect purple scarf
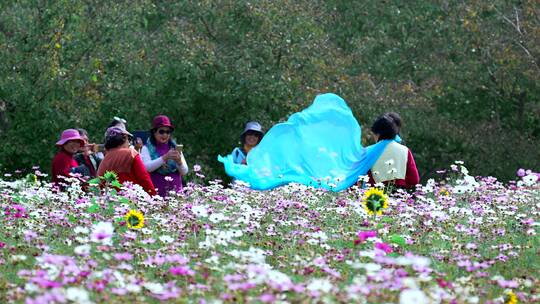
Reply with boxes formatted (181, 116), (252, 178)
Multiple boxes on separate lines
(149, 142), (182, 196)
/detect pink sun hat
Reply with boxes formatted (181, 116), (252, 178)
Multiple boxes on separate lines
(56, 129), (85, 146)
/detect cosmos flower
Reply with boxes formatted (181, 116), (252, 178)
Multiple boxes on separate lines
(90, 222), (114, 246)
(399, 289), (429, 304)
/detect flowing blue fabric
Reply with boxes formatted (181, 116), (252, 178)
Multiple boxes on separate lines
(218, 93), (396, 191)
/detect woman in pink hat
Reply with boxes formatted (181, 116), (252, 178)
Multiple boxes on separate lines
(51, 129), (86, 186)
(140, 115), (188, 196)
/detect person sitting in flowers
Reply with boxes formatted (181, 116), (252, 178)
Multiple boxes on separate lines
(230, 121), (265, 165)
(140, 115), (188, 197)
(51, 129), (86, 187)
(367, 113), (419, 188)
(97, 126), (156, 195)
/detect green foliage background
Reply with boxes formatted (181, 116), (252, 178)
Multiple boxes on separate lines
(0, 0), (538, 182)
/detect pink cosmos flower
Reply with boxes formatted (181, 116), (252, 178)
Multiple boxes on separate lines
(169, 266), (195, 276)
(260, 294), (276, 303)
(496, 279), (518, 288)
(113, 252), (133, 261)
(355, 230), (377, 244)
(374, 242), (393, 254)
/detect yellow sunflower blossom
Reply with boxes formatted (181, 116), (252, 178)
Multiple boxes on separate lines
(362, 187), (388, 216)
(125, 210), (144, 229)
(505, 291), (518, 304)
(439, 187), (450, 196)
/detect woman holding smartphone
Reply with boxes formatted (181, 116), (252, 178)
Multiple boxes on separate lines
(140, 115), (188, 196)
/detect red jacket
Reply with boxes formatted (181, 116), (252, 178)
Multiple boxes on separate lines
(368, 149), (419, 188)
(97, 148), (156, 195)
(51, 150), (78, 184)
(118, 155), (156, 195)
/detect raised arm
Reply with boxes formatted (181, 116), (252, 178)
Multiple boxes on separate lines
(140, 145), (165, 172)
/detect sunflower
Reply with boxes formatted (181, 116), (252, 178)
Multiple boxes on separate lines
(505, 291), (518, 304)
(125, 210), (144, 229)
(362, 187), (388, 216)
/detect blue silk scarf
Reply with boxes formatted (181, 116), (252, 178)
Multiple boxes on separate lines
(219, 93), (396, 191)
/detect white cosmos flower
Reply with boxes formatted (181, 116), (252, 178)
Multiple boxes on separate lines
(74, 226), (90, 234)
(306, 238), (319, 245)
(126, 283), (142, 293)
(399, 289), (429, 304)
(11, 255), (27, 262)
(311, 231), (328, 242)
(453, 185), (469, 194)
(523, 174), (539, 186)
(209, 213), (225, 223)
(307, 278), (333, 293)
(90, 222), (114, 246)
(140, 228), (153, 235)
(159, 235), (175, 244)
(66, 287), (93, 304)
(74, 244), (91, 256)
(364, 263), (382, 274)
(192, 205), (208, 217)
(75, 236), (89, 244)
(24, 283), (40, 293)
(231, 230), (243, 238)
(143, 282), (164, 294)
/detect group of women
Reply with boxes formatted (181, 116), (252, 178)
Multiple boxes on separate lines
(52, 115), (188, 196)
(52, 94), (420, 195)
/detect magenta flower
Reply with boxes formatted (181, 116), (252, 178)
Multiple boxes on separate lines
(374, 242), (393, 253)
(356, 230), (377, 243)
(169, 266), (195, 276)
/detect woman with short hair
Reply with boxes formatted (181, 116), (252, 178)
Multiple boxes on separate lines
(368, 113), (419, 188)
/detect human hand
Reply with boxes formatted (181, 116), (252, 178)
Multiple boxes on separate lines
(171, 150), (183, 164)
(163, 149), (180, 162)
(134, 137), (143, 151)
(83, 144), (94, 156)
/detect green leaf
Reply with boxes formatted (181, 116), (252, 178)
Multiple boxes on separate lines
(88, 178), (100, 185)
(389, 234), (406, 247)
(68, 214), (78, 223)
(111, 180), (122, 188)
(87, 203), (100, 213)
(382, 217), (395, 223)
(118, 197), (130, 204)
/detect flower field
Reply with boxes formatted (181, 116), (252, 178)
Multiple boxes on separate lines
(0, 164), (539, 303)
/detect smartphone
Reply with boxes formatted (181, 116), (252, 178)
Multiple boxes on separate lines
(176, 144), (183, 153)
